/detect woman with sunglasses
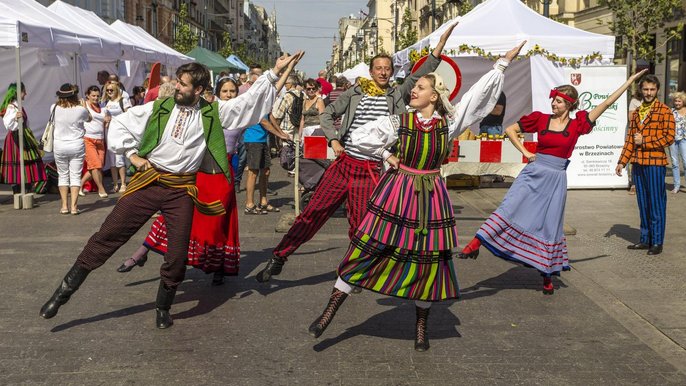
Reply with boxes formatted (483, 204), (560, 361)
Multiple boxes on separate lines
(300, 78), (326, 136)
(102, 81), (131, 193)
(117, 70), (294, 285)
(458, 69), (648, 295)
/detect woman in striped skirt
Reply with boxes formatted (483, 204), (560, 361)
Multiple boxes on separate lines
(307, 42), (525, 351)
(458, 69), (648, 295)
(0, 83), (46, 191)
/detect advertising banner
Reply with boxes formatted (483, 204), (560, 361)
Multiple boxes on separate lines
(564, 66), (629, 188)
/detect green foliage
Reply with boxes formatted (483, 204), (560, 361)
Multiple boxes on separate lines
(599, 0), (683, 73)
(397, 8), (418, 50)
(173, 3), (198, 54)
(458, 0), (473, 15)
(218, 32), (233, 58)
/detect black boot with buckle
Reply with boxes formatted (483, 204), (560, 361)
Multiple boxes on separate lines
(309, 288), (348, 338)
(40, 264), (90, 319)
(414, 306), (431, 352)
(155, 281), (177, 329)
(255, 256), (285, 283)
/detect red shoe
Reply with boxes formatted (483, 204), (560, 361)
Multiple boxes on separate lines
(543, 277), (554, 295)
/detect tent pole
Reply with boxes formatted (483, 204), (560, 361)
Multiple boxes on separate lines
(15, 46), (26, 201)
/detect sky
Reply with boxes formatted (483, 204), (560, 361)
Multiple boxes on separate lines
(253, 0), (368, 78)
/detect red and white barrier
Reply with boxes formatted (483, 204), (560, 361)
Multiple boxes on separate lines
(447, 140), (537, 164)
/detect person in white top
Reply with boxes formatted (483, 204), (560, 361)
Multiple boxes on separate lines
(79, 85), (111, 198)
(51, 84), (91, 214)
(40, 53), (305, 330)
(102, 81), (132, 193)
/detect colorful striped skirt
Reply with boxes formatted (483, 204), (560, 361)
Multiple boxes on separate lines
(1, 128), (46, 185)
(337, 164), (459, 301)
(476, 153), (570, 276)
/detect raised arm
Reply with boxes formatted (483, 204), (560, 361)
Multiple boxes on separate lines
(432, 22), (458, 58)
(448, 41), (525, 139)
(274, 51), (304, 93)
(589, 69), (648, 122)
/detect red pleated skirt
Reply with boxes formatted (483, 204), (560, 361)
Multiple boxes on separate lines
(144, 169), (240, 275)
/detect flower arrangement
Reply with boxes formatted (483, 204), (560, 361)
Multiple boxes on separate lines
(408, 44), (603, 67)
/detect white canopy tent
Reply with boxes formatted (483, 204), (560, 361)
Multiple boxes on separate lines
(0, 0), (136, 197)
(110, 20), (193, 68)
(340, 62), (370, 84)
(393, 0), (616, 124)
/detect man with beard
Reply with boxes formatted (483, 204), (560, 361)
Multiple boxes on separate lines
(616, 74), (675, 255)
(40, 55), (302, 328)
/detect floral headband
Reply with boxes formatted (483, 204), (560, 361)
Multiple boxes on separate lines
(549, 89), (576, 104)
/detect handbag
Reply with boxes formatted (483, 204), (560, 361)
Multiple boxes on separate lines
(280, 140), (296, 171)
(40, 105), (57, 152)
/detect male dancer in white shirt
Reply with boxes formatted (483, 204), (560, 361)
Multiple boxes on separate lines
(40, 53), (303, 329)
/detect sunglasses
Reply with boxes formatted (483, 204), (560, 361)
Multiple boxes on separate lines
(305, 87), (316, 91)
(106, 89), (115, 92)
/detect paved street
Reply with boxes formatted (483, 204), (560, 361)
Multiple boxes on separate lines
(1, 168), (685, 385)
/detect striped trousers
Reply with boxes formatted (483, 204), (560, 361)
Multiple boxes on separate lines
(632, 164), (667, 245)
(273, 153), (381, 260)
(76, 184), (194, 289)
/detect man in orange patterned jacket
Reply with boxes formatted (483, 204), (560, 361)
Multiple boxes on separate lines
(615, 74), (675, 255)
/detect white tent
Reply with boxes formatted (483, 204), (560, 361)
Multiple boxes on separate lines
(111, 20), (193, 68)
(340, 62), (370, 84)
(393, 0), (616, 124)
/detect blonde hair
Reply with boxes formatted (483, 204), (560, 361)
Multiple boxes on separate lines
(670, 91), (686, 106)
(102, 81), (122, 103)
(422, 73), (455, 117)
(158, 82), (176, 99)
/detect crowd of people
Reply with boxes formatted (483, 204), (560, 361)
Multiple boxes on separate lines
(0, 29), (679, 352)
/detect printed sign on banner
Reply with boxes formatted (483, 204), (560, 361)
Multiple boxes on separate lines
(564, 66), (629, 189)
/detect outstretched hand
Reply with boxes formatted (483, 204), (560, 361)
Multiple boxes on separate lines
(504, 41), (527, 62)
(432, 22), (459, 57)
(273, 51), (305, 75)
(629, 68), (649, 82)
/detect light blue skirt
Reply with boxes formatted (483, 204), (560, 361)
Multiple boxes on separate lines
(476, 153), (570, 276)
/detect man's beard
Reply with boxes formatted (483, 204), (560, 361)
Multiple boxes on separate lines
(174, 90), (197, 106)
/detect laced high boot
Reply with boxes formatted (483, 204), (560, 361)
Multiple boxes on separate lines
(40, 264), (90, 319)
(255, 256), (285, 283)
(414, 306), (431, 352)
(308, 288), (348, 338)
(155, 281), (177, 329)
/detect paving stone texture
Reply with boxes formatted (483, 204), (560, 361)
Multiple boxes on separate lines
(1, 170), (685, 385)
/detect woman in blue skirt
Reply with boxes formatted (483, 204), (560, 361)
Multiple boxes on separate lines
(459, 69), (648, 295)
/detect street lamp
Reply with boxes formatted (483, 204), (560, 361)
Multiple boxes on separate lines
(370, 20), (378, 55)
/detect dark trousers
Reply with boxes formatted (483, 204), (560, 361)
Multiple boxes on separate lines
(273, 153), (380, 260)
(632, 164), (667, 245)
(76, 184), (194, 288)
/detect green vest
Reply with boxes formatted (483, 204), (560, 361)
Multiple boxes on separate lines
(138, 97), (230, 181)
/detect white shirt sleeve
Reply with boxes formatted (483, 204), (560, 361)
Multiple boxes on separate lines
(3, 103), (19, 132)
(448, 59), (508, 139)
(348, 115), (400, 160)
(107, 103), (154, 158)
(218, 70), (278, 132)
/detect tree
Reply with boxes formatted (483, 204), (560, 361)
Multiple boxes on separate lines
(218, 32), (233, 58)
(173, 3), (198, 54)
(397, 8), (418, 50)
(599, 0), (683, 75)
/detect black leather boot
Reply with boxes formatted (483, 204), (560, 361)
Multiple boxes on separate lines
(155, 281), (177, 329)
(40, 264), (90, 319)
(308, 288), (348, 338)
(255, 257), (285, 283)
(414, 306), (431, 352)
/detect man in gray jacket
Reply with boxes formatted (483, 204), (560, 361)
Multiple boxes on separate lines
(256, 24), (458, 282)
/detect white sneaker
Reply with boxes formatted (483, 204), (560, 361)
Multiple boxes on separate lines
(78, 190), (86, 197)
(672, 187), (680, 194)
